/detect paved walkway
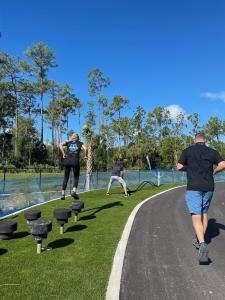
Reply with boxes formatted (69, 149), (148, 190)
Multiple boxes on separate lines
(119, 183), (225, 300)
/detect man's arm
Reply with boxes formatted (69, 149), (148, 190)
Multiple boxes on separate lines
(176, 163), (186, 171)
(176, 163), (185, 171)
(213, 161), (225, 175)
(176, 149), (187, 171)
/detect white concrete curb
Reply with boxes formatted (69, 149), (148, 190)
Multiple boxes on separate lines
(105, 185), (184, 300)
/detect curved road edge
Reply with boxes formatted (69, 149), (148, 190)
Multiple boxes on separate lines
(105, 185), (184, 300)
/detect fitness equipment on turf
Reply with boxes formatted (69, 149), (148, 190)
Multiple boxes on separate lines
(70, 200), (84, 222)
(54, 208), (71, 234)
(0, 220), (17, 240)
(24, 210), (41, 224)
(28, 219), (52, 254)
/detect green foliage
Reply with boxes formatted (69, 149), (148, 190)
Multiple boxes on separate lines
(24, 42), (57, 77)
(2, 44), (225, 171)
(204, 116), (224, 142)
(88, 68), (110, 96)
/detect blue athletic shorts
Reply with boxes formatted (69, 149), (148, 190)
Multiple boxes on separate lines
(185, 191), (213, 215)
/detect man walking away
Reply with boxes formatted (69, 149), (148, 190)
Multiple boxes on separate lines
(176, 132), (225, 264)
(106, 158), (130, 197)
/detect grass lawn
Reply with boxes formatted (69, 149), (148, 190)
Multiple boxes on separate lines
(0, 184), (180, 300)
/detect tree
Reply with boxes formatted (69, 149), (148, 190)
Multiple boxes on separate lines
(0, 52), (23, 158)
(82, 101), (96, 191)
(24, 42), (57, 144)
(204, 116), (223, 143)
(187, 112), (201, 136)
(19, 80), (36, 118)
(45, 80), (61, 165)
(17, 117), (39, 166)
(0, 83), (16, 165)
(99, 95), (108, 127)
(131, 106), (147, 168)
(108, 95), (129, 150)
(57, 84), (81, 139)
(170, 112), (186, 164)
(147, 106), (171, 144)
(88, 68), (110, 131)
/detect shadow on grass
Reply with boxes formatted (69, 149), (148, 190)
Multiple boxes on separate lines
(14, 231), (29, 239)
(80, 215), (96, 221)
(205, 218), (225, 244)
(80, 201), (123, 221)
(48, 238), (74, 249)
(66, 224), (87, 232)
(0, 248), (8, 255)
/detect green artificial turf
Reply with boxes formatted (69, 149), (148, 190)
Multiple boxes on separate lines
(0, 184), (180, 300)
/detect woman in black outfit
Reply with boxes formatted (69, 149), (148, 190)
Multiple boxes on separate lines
(59, 133), (87, 200)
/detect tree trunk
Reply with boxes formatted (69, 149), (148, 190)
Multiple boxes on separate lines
(28, 149), (31, 166)
(98, 100), (101, 133)
(15, 107), (19, 158)
(66, 116), (69, 139)
(51, 121), (55, 165)
(174, 139), (178, 165)
(102, 105), (105, 127)
(57, 125), (62, 144)
(11, 76), (19, 158)
(40, 91), (44, 144)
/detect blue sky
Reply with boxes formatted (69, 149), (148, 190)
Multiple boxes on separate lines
(1, 0), (225, 140)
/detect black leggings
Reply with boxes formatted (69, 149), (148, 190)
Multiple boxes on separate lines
(62, 159), (80, 190)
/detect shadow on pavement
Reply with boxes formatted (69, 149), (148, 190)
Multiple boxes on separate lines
(205, 218), (225, 244)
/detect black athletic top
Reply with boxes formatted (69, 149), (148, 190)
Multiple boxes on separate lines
(112, 162), (123, 177)
(65, 141), (83, 158)
(178, 142), (224, 191)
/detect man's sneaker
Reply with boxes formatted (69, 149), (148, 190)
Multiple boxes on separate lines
(198, 242), (209, 265)
(61, 195), (65, 200)
(192, 237), (200, 249)
(124, 194), (130, 197)
(106, 193), (110, 196)
(71, 191), (79, 200)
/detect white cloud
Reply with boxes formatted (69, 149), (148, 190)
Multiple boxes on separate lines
(165, 104), (186, 120)
(200, 91), (225, 102)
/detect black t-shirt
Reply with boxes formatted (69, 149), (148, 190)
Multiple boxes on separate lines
(112, 163), (123, 177)
(65, 141), (83, 158)
(178, 142), (224, 191)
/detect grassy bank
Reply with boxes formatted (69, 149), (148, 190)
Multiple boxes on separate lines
(0, 184), (180, 300)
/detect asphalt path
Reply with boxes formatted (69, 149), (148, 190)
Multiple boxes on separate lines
(120, 183), (225, 300)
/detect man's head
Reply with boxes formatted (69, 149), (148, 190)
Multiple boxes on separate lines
(71, 133), (79, 141)
(194, 131), (206, 144)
